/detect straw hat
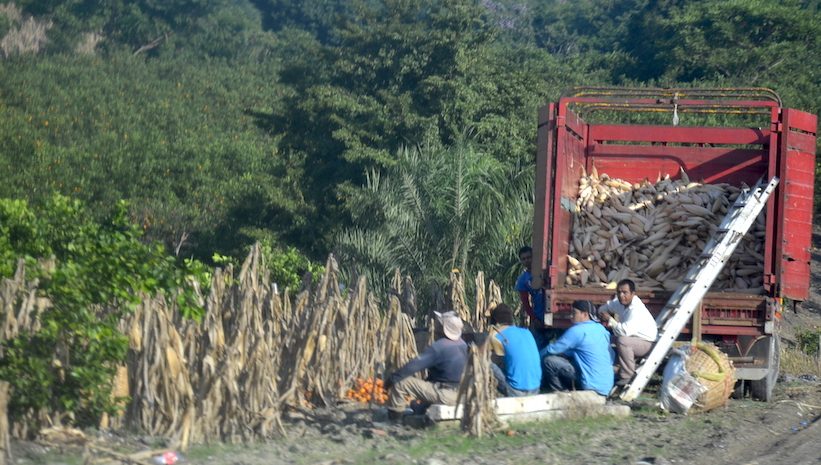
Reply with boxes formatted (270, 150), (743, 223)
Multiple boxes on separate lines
(434, 311), (463, 341)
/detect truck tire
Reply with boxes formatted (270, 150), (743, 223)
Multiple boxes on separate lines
(750, 335), (780, 402)
(732, 380), (746, 399)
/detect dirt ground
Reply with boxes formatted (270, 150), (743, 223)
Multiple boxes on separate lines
(10, 230), (821, 465)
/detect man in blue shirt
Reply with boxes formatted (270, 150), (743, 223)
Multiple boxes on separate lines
(540, 300), (615, 396)
(488, 304), (542, 397)
(516, 246), (549, 351)
(515, 246), (546, 327)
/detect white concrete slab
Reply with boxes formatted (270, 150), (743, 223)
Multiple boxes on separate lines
(498, 404), (631, 425)
(427, 390), (610, 421)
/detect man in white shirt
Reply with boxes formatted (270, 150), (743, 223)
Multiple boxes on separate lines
(598, 279), (658, 387)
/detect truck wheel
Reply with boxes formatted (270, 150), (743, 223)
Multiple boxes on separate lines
(732, 380), (746, 399)
(750, 335), (780, 402)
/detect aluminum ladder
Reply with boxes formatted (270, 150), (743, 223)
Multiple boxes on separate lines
(619, 176), (780, 402)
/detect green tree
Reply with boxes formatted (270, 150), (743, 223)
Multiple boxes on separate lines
(10, 0), (270, 56)
(335, 137), (531, 306)
(266, 0), (578, 255)
(0, 194), (205, 427)
(0, 52), (303, 261)
(656, 0), (820, 102)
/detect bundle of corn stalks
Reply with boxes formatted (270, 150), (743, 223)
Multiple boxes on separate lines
(3, 243), (501, 447)
(336, 276), (386, 399)
(0, 382), (8, 465)
(448, 270), (503, 334)
(474, 272), (503, 334)
(456, 343), (500, 437)
(568, 168), (765, 291)
(381, 294), (419, 379)
(449, 271), (471, 324)
(127, 245), (286, 446)
(124, 247), (425, 446)
(1, 260), (46, 344)
(0, 260), (49, 449)
(126, 296), (195, 448)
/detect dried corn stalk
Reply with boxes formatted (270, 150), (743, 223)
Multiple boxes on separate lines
(381, 295), (418, 378)
(568, 170), (765, 292)
(1, 260), (45, 346)
(449, 271), (471, 323)
(472, 274), (503, 333)
(473, 272), (487, 333)
(456, 343), (499, 437)
(0, 382), (9, 465)
(400, 276), (419, 325)
(334, 276), (383, 398)
(0, 244), (432, 446)
(1, 260), (48, 442)
(487, 281), (502, 309)
(126, 296), (195, 449)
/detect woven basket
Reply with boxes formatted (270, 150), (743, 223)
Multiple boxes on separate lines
(684, 342), (736, 412)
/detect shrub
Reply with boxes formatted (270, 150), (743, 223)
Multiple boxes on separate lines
(796, 326), (821, 356)
(0, 194), (205, 429)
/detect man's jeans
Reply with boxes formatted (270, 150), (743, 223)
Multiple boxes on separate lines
(490, 362), (540, 397)
(387, 377), (459, 413)
(542, 355), (576, 392)
(615, 336), (654, 383)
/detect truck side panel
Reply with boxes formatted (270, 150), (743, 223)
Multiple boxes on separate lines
(777, 109), (817, 300)
(548, 108), (586, 289)
(532, 105), (554, 289)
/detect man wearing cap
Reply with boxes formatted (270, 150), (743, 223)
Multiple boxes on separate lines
(597, 278), (658, 387)
(540, 300), (615, 396)
(488, 304), (541, 397)
(385, 311), (467, 419)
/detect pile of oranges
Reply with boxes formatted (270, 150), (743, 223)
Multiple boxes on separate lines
(345, 377), (388, 404)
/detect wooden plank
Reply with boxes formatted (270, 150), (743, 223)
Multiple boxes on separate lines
(427, 391), (607, 421)
(783, 108), (818, 134)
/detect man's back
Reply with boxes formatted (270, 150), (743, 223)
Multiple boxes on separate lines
(425, 338), (468, 383)
(496, 325), (541, 391)
(548, 321), (614, 396)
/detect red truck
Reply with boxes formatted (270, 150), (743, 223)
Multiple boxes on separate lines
(530, 87), (817, 401)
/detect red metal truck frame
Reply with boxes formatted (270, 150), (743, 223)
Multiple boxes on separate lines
(530, 88), (817, 400)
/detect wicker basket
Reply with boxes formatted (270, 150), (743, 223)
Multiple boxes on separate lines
(684, 342), (736, 412)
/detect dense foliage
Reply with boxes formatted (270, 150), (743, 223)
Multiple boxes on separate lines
(0, 195), (205, 423)
(1, 0), (820, 426)
(337, 137), (531, 304)
(3, 0), (817, 263)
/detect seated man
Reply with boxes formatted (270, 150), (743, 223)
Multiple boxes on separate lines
(487, 304), (542, 397)
(597, 278), (658, 387)
(540, 300), (615, 397)
(385, 311), (467, 419)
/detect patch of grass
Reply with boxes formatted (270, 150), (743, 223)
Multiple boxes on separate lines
(781, 347), (821, 377)
(186, 443), (245, 462)
(389, 415), (626, 458)
(19, 448), (84, 465)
